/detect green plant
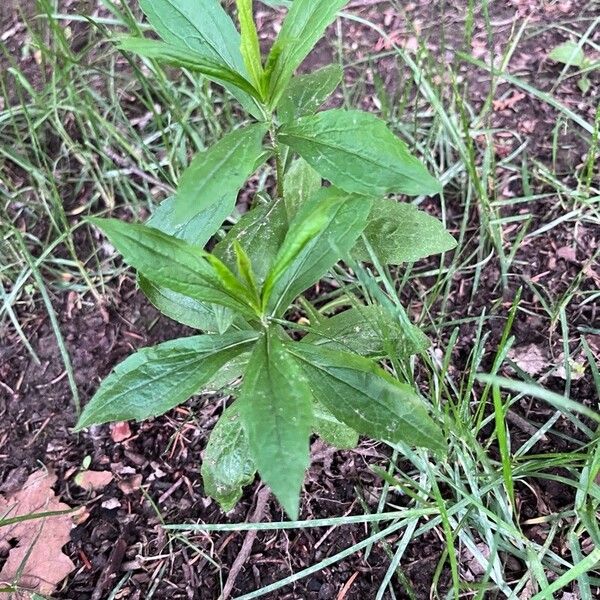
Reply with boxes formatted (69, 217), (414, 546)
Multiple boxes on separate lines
(548, 40), (598, 94)
(74, 0), (457, 519)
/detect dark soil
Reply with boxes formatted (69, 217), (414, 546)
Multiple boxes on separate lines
(1, 1), (599, 599)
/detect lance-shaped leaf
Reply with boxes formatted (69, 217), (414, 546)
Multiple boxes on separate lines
(265, 0), (348, 105)
(283, 158), (321, 220)
(75, 332), (257, 430)
(262, 188), (372, 316)
(277, 64), (343, 123)
(237, 332), (313, 519)
(202, 404), (256, 511)
(92, 219), (256, 315)
(173, 123), (269, 226)
(213, 199), (288, 284)
(236, 0), (266, 96)
(139, 276), (234, 332)
(353, 199), (457, 264)
(146, 196), (212, 246)
(312, 400), (359, 449)
(141, 198), (235, 332)
(279, 110), (442, 197)
(289, 343), (446, 455)
(140, 0), (242, 68)
(116, 38), (260, 99)
(139, 0), (263, 117)
(303, 304), (430, 359)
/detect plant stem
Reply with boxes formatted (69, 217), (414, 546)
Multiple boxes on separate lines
(269, 123), (284, 199)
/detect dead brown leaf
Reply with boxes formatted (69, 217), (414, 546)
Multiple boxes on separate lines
(118, 475), (143, 496)
(110, 421), (132, 443)
(0, 471), (75, 597)
(493, 91), (526, 112)
(556, 246), (577, 263)
(509, 344), (547, 376)
(74, 470), (113, 492)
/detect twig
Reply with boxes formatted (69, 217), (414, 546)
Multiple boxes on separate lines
(337, 571), (360, 600)
(220, 486), (270, 600)
(103, 147), (173, 194)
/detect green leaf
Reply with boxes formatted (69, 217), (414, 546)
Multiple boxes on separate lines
(139, 275), (234, 332)
(303, 304), (430, 358)
(290, 343), (446, 455)
(283, 158), (321, 220)
(277, 64), (343, 123)
(174, 123), (269, 227)
(312, 400), (359, 449)
(92, 219), (255, 315)
(138, 0), (263, 117)
(279, 110), (442, 197)
(142, 198), (235, 332)
(237, 331), (313, 519)
(263, 188), (372, 315)
(265, 0), (348, 105)
(116, 38), (260, 99)
(353, 199), (457, 264)
(236, 0), (266, 96)
(213, 199), (289, 284)
(139, 0), (243, 70)
(75, 332), (257, 429)
(206, 352), (250, 390)
(548, 41), (585, 67)
(578, 75), (591, 94)
(233, 240), (260, 299)
(202, 404), (256, 511)
(146, 196), (208, 245)
(259, 0), (291, 5)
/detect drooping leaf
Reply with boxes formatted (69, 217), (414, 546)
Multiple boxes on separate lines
(174, 123), (269, 227)
(236, 0), (266, 96)
(202, 404), (256, 511)
(277, 64), (343, 123)
(303, 304), (430, 358)
(265, 0), (348, 105)
(263, 188), (372, 316)
(548, 41), (585, 67)
(289, 343), (446, 455)
(92, 219), (256, 315)
(138, 0), (263, 116)
(353, 199), (457, 264)
(279, 110), (442, 197)
(139, 275), (234, 333)
(213, 199), (289, 284)
(312, 400), (359, 449)
(283, 158), (321, 220)
(116, 38), (260, 99)
(237, 332), (313, 519)
(75, 332), (257, 429)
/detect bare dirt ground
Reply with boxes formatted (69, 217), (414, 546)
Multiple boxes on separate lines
(1, 0), (599, 598)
